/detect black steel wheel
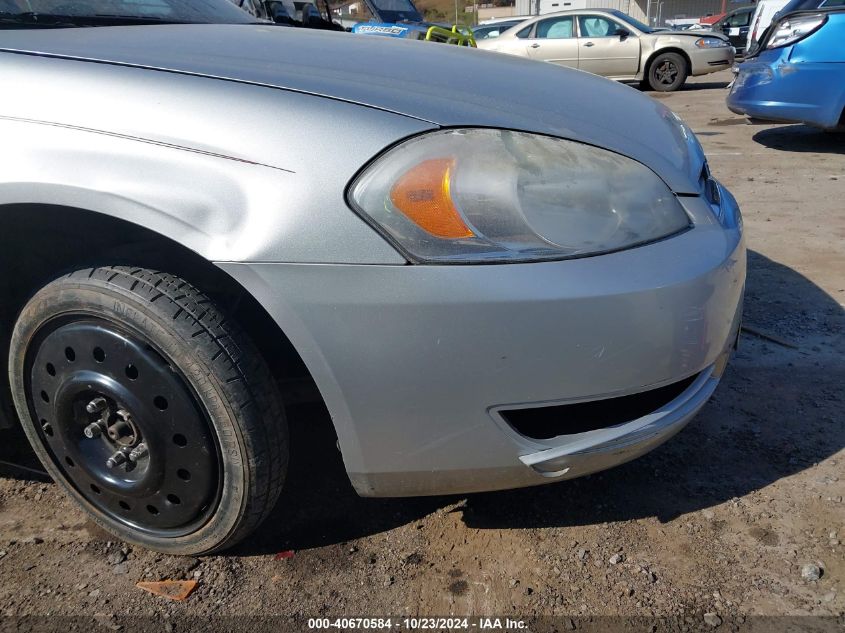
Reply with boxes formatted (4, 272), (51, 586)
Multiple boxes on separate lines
(647, 52), (688, 92)
(9, 267), (287, 554)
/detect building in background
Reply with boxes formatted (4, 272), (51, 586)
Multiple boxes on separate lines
(473, 4), (520, 20)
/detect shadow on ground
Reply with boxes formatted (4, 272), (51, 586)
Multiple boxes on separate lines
(1, 251), (842, 555)
(753, 124), (845, 154)
(681, 81), (731, 91)
(641, 81), (730, 99)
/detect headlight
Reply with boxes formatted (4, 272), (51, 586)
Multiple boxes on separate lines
(348, 129), (691, 263)
(767, 13), (826, 48)
(695, 37), (728, 48)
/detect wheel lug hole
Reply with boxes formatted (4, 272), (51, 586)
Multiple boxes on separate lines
(125, 364), (139, 380)
(173, 434), (187, 448)
(146, 505), (159, 516)
(154, 396), (168, 411)
(166, 494), (181, 506)
(65, 456), (75, 468)
(176, 468), (191, 481)
(64, 347), (76, 362)
(46, 363), (56, 377)
(93, 347), (106, 363)
(40, 390), (50, 403)
(90, 484), (101, 495)
(119, 501), (131, 511)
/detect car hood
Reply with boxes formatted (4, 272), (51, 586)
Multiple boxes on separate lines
(0, 25), (706, 194)
(651, 29), (727, 40)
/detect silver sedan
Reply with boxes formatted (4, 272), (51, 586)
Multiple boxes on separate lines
(0, 4), (744, 554)
(477, 9), (735, 91)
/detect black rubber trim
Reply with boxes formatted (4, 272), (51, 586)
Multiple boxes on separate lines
(501, 373), (700, 440)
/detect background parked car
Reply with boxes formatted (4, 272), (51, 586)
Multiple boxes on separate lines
(476, 9), (734, 92)
(746, 0), (791, 50)
(712, 5), (755, 53)
(230, 0), (343, 28)
(728, 7), (845, 129)
(473, 19), (526, 40)
(743, 0), (845, 51)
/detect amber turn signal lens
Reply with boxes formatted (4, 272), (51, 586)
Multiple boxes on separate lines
(389, 158), (475, 239)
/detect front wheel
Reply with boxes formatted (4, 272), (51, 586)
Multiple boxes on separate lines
(647, 52), (688, 92)
(8, 267), (288, 555)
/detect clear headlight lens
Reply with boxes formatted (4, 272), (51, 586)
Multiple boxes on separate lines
(767, 13), (826, 48)
(348, 129), (691, 263)
(695, 37), (729, 48)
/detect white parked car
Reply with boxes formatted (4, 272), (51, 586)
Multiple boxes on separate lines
(746, 0), (792, 50)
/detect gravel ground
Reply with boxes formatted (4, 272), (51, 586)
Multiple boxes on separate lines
(0, 70), (843, 632)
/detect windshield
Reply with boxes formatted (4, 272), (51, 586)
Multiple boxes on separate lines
(365, 0), (422, 23)
(0, 0), (258, 24)
(608, 9), (653, 32)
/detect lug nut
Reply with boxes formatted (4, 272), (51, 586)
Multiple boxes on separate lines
(106, 450), (127, 469)
(128, 443), (148, 463)
(83, 423), (103, 439)
(86, 397), (108, 414)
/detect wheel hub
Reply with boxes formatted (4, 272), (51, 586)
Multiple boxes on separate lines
(82, 395), (142, 450)
(26, 318), (221, 535)
(657, 61), (678, 85)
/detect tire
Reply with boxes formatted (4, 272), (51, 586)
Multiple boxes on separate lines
(8, 266), (287, 555)
(647, 52), (688, 92)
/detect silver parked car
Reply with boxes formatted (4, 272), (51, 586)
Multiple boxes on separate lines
(477, 9), (735, 91)
(472, 19), (527, 40)
(0, 0), (744, 554)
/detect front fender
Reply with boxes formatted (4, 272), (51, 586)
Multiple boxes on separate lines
(0, 117), (407, 265)
(0, 53), (438, 265)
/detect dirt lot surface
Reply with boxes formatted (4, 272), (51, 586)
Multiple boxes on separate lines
(0, 70), (843, 632)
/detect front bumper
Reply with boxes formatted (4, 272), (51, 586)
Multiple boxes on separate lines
(727, 48), (845, 129)
(516, 363), (726, 480)
(219, 195), (744, 497)
(690, 46), (735, 76)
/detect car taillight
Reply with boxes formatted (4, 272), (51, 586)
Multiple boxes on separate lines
(766, 13), (827, 48)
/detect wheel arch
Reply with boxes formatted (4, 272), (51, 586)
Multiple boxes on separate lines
(0, 203), (323, 434)
(644, 46), (692, 81)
